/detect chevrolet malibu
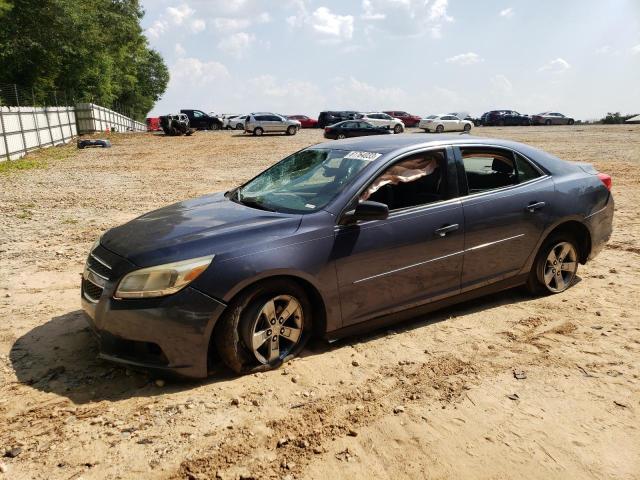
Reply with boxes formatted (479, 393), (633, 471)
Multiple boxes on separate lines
(82, 135), (613, 378)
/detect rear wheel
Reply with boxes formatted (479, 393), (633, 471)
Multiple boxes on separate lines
(211, 123), (221, 131)
(526, 234), (579, 295)
(254, 127), (264, 136)
(215, 280), (312, 374)
(337, 133), (346, 139)
(393, 124), (403, 134)
(235, 123), (244, 130)
(435, 124), (444, 133)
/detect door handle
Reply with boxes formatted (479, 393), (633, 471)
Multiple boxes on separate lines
(435, 224), (459, 237)
(526, 201), (546, 213)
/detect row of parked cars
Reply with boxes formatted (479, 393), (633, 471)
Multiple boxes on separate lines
(148, 108), (576, 137)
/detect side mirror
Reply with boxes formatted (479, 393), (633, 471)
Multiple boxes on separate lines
(341, 201), (389, 224)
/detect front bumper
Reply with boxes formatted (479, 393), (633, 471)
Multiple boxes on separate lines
(81, 246), (227, 378)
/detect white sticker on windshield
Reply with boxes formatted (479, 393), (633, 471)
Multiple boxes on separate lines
(344, 151), (382, 161)
(305, 203), (316, 209)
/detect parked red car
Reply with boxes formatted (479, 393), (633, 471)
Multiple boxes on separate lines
(146, 117), (161, 132)
(383, 111), (421, 128)
(286, 115), (318, 128)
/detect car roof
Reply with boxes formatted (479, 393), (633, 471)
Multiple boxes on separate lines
(310, 134), (572, 175)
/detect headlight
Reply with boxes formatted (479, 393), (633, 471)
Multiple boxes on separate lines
(114, 255), (214, 299)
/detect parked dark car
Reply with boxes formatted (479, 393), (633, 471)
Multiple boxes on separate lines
(324, 120), (392, 139)
(481, 110), (531, 126)
(159, 114), (194, 136)
(532, 112), (575, 125)
(287, 115), (318, 128)
(180, 109), (223, 130)
(383, 111), (421, 127)
(82, 135), (613, 378)
(318, 111), (359, 128)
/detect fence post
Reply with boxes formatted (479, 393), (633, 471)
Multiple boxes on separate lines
(0, 106), (9, 161)
(53, 91), (64, 143)
(32, 88), (42, 148)
(14, 84), (28, 157)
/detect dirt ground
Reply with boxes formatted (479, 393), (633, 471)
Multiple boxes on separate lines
(0, 125), (639, 480)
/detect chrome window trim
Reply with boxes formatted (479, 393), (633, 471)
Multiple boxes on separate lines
(460, 175), (550, 203)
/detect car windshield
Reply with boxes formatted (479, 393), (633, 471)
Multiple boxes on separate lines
(426, 115), (437, 119)
(232, 149), (375, 213)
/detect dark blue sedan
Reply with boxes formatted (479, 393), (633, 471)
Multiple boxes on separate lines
(81, 135), (613, 377)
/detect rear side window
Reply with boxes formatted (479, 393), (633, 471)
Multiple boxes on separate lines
(461, 148), (541, 194)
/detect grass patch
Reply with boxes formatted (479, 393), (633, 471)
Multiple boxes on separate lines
(0, 142), (76, 175)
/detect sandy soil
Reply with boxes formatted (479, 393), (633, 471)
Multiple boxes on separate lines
(0, 125), (639, 480)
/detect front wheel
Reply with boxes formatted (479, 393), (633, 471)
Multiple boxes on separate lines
(463, 123), (471, 132)
(526, 234), (579, 295)
(211, 123), (221, 131)
(215, 280), (312, 374)
(337, 133), (346, 139)
(568, 119), (575, 125)
(393, 124), (403, 134)
(286, 126), (297, 136)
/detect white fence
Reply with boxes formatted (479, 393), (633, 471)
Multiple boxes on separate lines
(75, 103), (146, 134)
(0, 106), (77, 161)
(0, 103), (146, 162)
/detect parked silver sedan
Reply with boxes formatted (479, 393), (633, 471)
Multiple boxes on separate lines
(244, 113), (301, 136)
(532, 112), (575, 125)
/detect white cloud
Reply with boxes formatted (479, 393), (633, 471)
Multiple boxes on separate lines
(167, 4), (194, 25)
(170, 58), (230, 87)
(211, 12), (270, 32)
(331, 76), (408, 110)
(360, 0), (453, 39)
(632, 44), (640, 55)
(538, 58), (571, 73)
(499, 7), (514, 18)
(174, 43), (186, 56)
(595, 45), (612, 54)
(191, 19), (206, 33)
(311, 7), (354, 40)
(146, 19), (168, 39)
(218, 32), (256, 58)
(490, 74), (513, 96)
(445, 52), (484, 66)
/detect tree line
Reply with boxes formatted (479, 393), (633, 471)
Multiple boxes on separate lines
(0, 0), (168, 121)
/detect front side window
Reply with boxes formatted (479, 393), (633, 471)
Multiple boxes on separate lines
(360, 150), (448, 211)
(235, 149), (373, 213)
(193, 111), (204, 118)
(461, 147), (541, 194)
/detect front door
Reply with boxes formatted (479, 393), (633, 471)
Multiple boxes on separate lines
(334, 147), (464, 326)
(455, 146), (555, 290)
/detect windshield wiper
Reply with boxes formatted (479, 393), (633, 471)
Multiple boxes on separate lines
(237, 196), (275, 212)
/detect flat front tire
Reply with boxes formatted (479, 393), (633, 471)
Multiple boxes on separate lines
(215, 280), (312, 374)
(526, 233), (580, 295)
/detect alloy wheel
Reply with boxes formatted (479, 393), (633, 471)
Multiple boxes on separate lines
(249, 295), (303, 364)
(543, 242), (578, 293)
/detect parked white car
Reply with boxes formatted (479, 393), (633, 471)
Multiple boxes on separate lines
(419, 114), (473, 133)
(221, 114), (241, 129)
(356, 112), (404, 133)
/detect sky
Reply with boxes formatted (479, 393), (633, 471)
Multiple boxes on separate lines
(141, 0), (640, 120)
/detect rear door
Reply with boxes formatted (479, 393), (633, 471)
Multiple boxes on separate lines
(454, 145), (555, 290)
(334, 147), (465, 325)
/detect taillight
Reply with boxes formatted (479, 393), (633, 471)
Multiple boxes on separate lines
(597, 172), (612, 190)
(324, 127), (330, 133)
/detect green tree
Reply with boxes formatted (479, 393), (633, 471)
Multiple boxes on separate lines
(0, 0), (12, 17)
(0, 0), (168, 120)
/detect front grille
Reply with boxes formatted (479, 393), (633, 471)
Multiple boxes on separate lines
(87, 254), (111, 279)
(83, 279), (104, 302)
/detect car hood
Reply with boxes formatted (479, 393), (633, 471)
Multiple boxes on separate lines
(101, 192), (302, 267)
